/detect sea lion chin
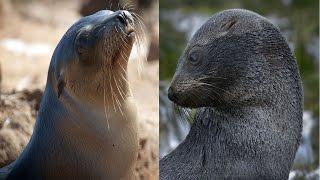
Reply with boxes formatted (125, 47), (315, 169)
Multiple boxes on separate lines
(3, 10), (142, 180)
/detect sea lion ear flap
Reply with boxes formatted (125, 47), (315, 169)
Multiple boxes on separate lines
(57, 72), (65, 99)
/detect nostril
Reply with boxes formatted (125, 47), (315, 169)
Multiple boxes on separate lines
(116, 13), (126, 25)
(122, 11), (134, 24)
(122, 12), (128, 20)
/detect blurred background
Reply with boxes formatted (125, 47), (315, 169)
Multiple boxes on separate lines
(0, 0), (159, 179)
(159, 0), (319, 179)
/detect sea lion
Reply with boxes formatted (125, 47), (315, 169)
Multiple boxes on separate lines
(160, 9), (303, 179)
(1, 9), (141, 179)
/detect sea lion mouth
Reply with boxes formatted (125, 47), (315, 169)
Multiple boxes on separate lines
(126, 28), (135, 36)
(119, 19), (135, 39)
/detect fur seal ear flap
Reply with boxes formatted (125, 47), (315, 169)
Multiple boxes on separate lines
(57, 73), (65, 99)
(221, 19), (237, 31)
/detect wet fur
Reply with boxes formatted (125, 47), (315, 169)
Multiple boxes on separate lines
(160, 9), (303, 179)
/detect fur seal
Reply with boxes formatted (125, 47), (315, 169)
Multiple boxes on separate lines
(160, 9), (303, 179)
(1, 9), (141, 179)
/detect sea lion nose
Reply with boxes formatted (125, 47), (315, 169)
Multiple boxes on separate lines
(116, 10), (133, 25)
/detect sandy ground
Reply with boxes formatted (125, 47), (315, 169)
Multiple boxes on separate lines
(0, 0), (159, 179)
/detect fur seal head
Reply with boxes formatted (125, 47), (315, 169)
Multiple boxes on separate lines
(168, 9), (301, 109)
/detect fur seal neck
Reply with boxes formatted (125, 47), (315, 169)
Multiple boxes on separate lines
(160, 9), (303, 180)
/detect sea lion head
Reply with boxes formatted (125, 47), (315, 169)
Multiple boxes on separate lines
(49, 10), (142, 107)
(168, 9), (299, 108)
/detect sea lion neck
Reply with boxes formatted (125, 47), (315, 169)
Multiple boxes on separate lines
(56, 63), (131, 109)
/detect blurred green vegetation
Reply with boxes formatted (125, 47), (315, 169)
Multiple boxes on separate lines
(160, 0), (319, 171)
(159, 20), (186, 80)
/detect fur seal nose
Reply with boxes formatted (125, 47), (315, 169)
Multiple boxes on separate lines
(168, 86), (177, 102)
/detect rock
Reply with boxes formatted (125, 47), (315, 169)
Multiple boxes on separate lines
(306, 167), (320, 180)
(134, 121), (159, 179)
(0, 91), (40, 167)
(0, 63), (2, 94)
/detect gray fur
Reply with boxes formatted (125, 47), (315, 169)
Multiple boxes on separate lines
(160, 9), (303, 180)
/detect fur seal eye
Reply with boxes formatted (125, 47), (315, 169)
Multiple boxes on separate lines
(189, 52), (199, 64)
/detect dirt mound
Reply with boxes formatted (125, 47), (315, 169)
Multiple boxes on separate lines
(0, 90), (42, 167)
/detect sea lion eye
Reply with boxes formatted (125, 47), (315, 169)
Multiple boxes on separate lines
(76, 33), (89, 55)
(189, 52), (199, 64)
